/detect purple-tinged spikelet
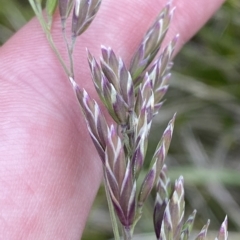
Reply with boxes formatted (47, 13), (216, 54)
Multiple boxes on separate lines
(180, 210), (197, 240)
(74, 85), (108, 163)
(153, 165), (171, 239)
(72, 0), (101, 37)
(160, 176), (185, 240)
(129, 4), (173, 81)
(216, 216), (228, 240)
(195, 220), (210, 240)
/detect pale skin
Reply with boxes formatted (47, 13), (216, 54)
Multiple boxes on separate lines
(0, 0), (225, 239)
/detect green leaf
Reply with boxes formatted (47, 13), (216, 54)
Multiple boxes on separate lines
(46, 0), (58, 17)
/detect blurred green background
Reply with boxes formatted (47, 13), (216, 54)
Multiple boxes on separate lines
(1, 0), (240, 239)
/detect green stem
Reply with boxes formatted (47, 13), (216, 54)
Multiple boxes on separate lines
(62, 24), (76, 79)
(70, 36), (77, 73)
(122, 226), (132, 240)
(103, 170), (120, 240)
(28, 0), (72, 79)
(46, 32), (71, 77)
(132, 206), (142, 231)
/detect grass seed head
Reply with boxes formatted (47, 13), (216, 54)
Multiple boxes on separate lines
(72, 0), (101, 37)
(181, 210), (197, 240)
(195, 220), (210, 240)
(129, 4), (172, 81)
(216, 216), (228, 240)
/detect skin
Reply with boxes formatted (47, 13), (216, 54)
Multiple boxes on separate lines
(0, 0), (225, 239)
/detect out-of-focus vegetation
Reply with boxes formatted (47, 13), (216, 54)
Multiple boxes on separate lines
(0, 0), (31, 43)
(1, 0), (239, 239)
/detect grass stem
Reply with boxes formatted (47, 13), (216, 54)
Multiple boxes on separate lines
(103, 170), (120, 240)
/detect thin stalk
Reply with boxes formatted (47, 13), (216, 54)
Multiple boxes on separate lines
(132, 207), (142, 231)
(103, 170), (120, 240)
(47, 17), (53, 30)
(69, 36), (77, 77)
(28, 0), (71, 78)
(46, 32), (71, 77)
(122, 226), (132, 240)
(62, 25), (76, 79)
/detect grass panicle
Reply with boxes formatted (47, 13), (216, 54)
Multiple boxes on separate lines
(28, 0), (230, 239)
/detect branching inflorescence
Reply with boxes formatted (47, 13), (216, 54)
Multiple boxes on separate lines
(28, 0), (228, 239)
